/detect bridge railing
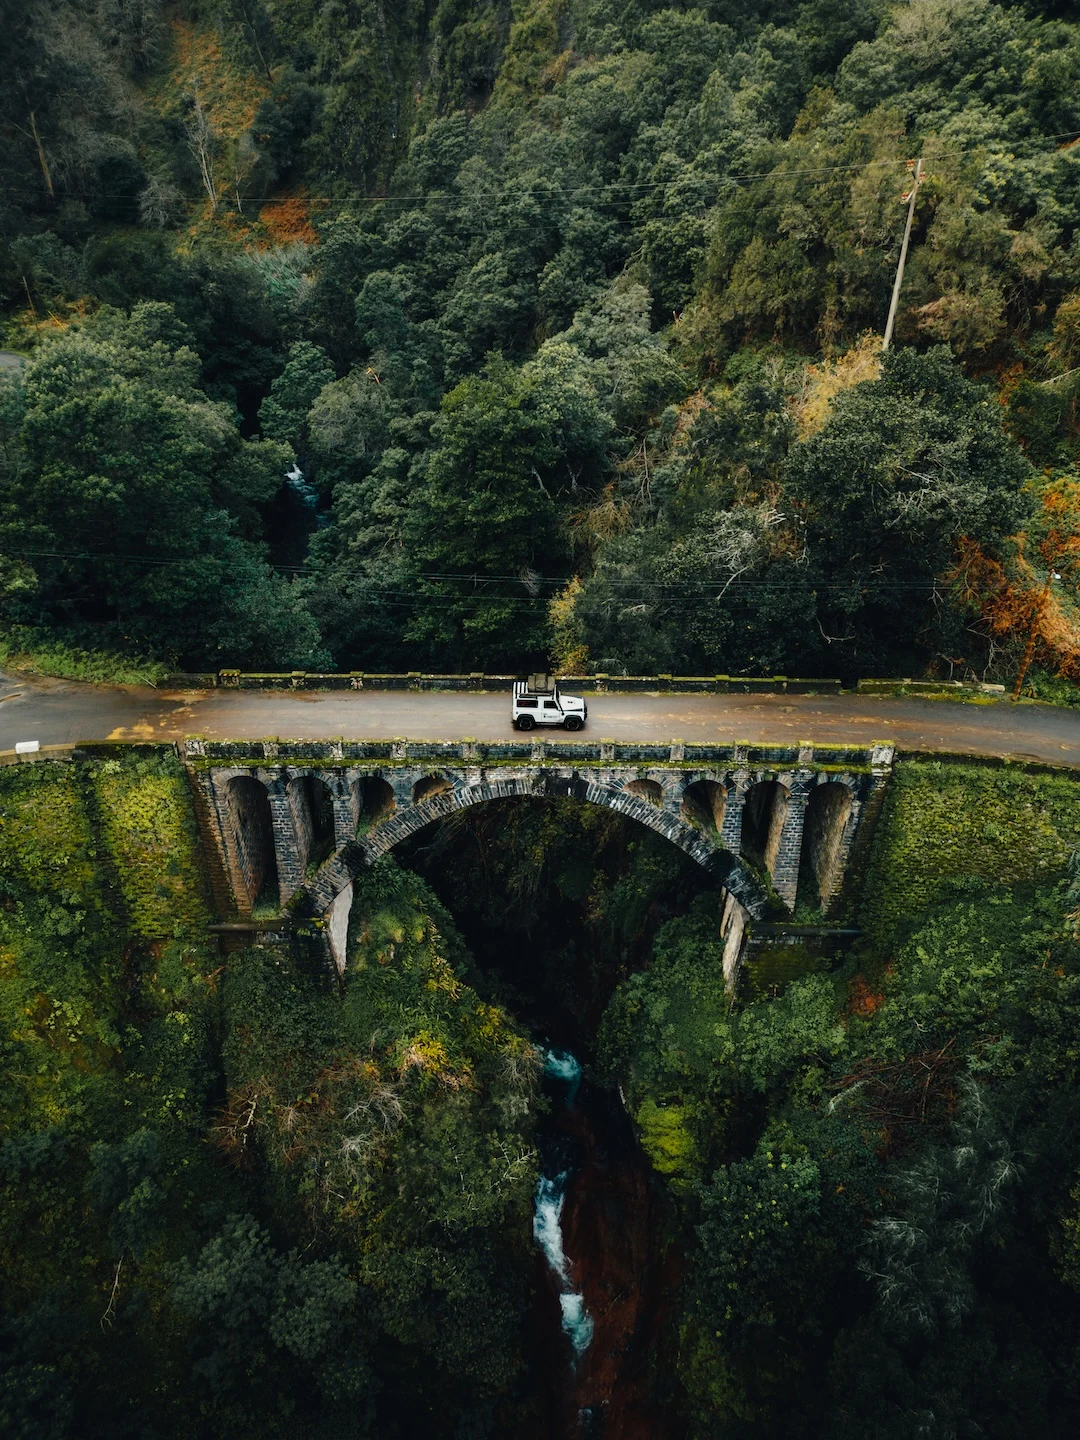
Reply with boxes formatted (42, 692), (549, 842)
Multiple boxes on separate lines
(181, 737), (892, 770)
(155, 671), (1008, 696)
(158, 670), (847, 694)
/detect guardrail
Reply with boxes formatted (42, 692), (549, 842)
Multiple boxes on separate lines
(159, 670), (849, 694)
(856, 678), (1006, 697)
(0, 741), (176, 766)
(154, 670), (1010, 697)
(182, 737), (892, 770)
(0, 741), (78, 766)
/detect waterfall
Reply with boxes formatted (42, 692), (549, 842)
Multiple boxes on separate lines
(543, 1047), (583, 1104)
(284, 464), (328, 529)
(533, 1048), (594, 1359)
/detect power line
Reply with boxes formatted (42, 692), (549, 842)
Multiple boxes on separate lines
(1, 547), (955, 595)
(5, 129), (1080, 210)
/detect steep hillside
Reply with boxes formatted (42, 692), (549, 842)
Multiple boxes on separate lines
(0, 751), (541, 1438)
(3, 1), (1080, 690)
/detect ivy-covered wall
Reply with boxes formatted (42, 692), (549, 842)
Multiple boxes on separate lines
(860, 760), (1080, 945)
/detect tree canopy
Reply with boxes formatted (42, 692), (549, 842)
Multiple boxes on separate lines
(2, 0), (1080, 684)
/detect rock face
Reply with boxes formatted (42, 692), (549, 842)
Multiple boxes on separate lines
(537, 1085), (685, 1440)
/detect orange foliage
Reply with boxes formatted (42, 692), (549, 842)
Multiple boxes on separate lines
(846, 975), (884, 1017)
(949, 477), (1080, 680)
(158, 20), (268, 136)
(994, 361), (1025, 404)
(672, 389), (710, 445)
(259, 192), (319, 247)
(791, 332), (883, 439)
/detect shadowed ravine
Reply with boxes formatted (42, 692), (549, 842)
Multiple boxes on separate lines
(394, 801), (707, 1435)
(532, 1052), (683, 1440)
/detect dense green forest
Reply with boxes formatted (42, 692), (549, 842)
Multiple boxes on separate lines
(7, 6), (1080, 1433)
(4, 751), (1080, 1438)
(3, 0), (1080, 684)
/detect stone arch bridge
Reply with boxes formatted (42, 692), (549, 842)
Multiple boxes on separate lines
(185, 736), (895, 985)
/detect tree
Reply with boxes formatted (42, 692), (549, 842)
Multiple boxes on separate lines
(862, 1080), (1020, 1339)
(683, 1146), (833, 1428)
(170, 1214), (373, 1429)
(401, 350), (608, 668)
(257, 340), (335, 466)
(0, 303), (326, 668)
(783, 346), (1034, 674)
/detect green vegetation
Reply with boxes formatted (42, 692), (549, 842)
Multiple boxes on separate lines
(222, 864), (539, 1402)
(4, 0), (1080, 687)
(861, 758), (1080, 942)
(7, 0), (1080, 1430)
(596, 757), (1080, 1435)
(90, 755), (211, 936)
(4, 752), (1080, 1435)
(0, 625), (169, 686)
(0, 756), (545, 1437)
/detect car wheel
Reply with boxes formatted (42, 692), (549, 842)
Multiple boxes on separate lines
(517, 714), (535, 731)
(564, 716), (583, 731)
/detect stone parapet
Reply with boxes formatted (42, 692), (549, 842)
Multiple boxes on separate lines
(163, 671), (846, 694)
(183, 737), (883, 772)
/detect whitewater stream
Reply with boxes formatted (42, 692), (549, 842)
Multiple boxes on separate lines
(284, 464), (327, 527)
(533, 1048), (595, 1360)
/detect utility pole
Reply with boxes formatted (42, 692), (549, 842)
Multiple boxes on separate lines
(883, 158), (923, 351)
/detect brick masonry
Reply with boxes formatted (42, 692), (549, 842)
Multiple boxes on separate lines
(192, 741), (894, 987)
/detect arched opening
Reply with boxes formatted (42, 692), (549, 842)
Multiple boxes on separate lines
(288, 774), (337, 874)
(623, 778), (663, 808)
(741, 780), (789, 876)
(682, 779), (726, 834)
(413, 774), (453, 806)
(391, 795), (717, 1049)
(301, 776), (769, 923)
(354, 775), (396, 830)
(225, 775), (278, 912)
(798, 782), (853, 913)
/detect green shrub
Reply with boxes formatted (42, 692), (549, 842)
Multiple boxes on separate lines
(0, 626), (169, 686)
(0, 764), (95, 900)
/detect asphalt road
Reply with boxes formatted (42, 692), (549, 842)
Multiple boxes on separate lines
(3, 670), (1080, 765)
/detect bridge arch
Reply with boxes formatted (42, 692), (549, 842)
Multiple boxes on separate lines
(622, 778), (664, 808)
(741, 778), (789, 874)
(296, 774), (771, 936)
(355, 774), (395, 827)
(799, 780), (855, 910)
(412, 774), (453, 805)
(287, 773), (337, 873)
(682, 778), (726, 833)
(224, 774), (277, 909)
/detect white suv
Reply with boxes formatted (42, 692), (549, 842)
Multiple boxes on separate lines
(512, 675), (588, 731)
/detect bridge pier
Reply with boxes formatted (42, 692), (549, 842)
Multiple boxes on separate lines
(268, 783), (307, 906)
(327, 880), (353, 975)
(771, 790), (808, 911)
(720, 890), (750, 994)
(327, 774), (357, 847)
(719, 780), (745, 853)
